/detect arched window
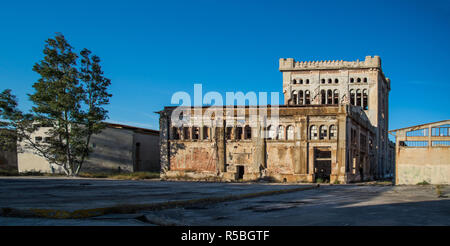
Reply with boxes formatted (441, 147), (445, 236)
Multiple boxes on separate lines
(286, 125), (294, 140)
(327, 89), (333, 104)
(244, 125), (252, 139)
(293, 79), (297, 84)
(333, 89), (339, 105)
(235, 126), (243, 140)
(363, 78), (368, 83)
(328, 79), (332, 84)
(350, 89), (355, 105)
(192, 127), (200, 140)
(319, 125), (327, 140)
(350, 78), (354, 83)
(310, 125), (318, 140)
(335, 79), (339, 84)
(267, 125), (276, 139)
(291, 91), (297, 105)
(299, 79), (303, 84)
(172, 127), (180, 140)
(226, 127), (232, 140)
(299, 90), (304, 105)
(305, 90), (311, 104)
(363, 89), (368, 110)
(306, 79), (310, 84)
(183, 127), (191, 140)
(277, 125), (285, 140)
(321, 79), (325, 84)
(357, 78), (361, 83)
(321, 90), (326, 105)
(329, 125), (337, 139)
(356, 89), (362, 106)
(202, 126), (209, 140)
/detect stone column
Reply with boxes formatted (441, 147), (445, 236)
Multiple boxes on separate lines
(215, 120), (226, 173)
(159, 111), (170, 174)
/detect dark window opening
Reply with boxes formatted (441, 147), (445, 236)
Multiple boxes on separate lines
(183, 127), (190, 139)
(244, 126), (252, 139)
(237, 165), (245, 180)
(321, 90), (326, 105)
(350, 90), (355, 105)
(192, 127), (199, 140)
(327, 89), (332, 104)
(226, 127), (233, 140)
(235, 127), (243, 140)
(333, 90), (339, 104)
(203, 126), (209, 140)
(305, 90), (311, 104)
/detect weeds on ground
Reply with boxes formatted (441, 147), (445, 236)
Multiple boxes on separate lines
(417, 180), (430, 185)
(0, 169), (160, 180)
(79, 172), (160, 180)
(316, 178), (329, 184)
(0, 169), (62, 177)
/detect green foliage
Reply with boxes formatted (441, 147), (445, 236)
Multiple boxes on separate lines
(0, 33), (112, 176)
(417, 180), (430, 185)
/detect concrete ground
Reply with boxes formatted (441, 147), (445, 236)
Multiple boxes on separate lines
(0, 177), (449, 225)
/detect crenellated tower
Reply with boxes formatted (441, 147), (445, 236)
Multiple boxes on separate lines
(279, 55), (391, 178)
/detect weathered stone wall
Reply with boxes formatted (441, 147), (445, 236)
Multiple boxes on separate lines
(169, 141), (217, 172)
(159, 105), (377, 183)
(280, 55), (392, 179)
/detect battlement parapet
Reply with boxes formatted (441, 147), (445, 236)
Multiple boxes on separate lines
(279, 55), (381, 71)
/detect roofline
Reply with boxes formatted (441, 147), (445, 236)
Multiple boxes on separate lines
(157, 104), (342, 112)
(389, 119), (450, 133)
(104, 122), (159, 135)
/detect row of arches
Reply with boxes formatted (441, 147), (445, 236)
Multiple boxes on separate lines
(265, 125), (295, 140)
(350, 77), (368, 83)
(292, 79), (310, 84)
(171, 126), (210, 140)
(292, 77), (369, 85)
(321, 78), (339, 84)
(320, 89), (339, 105)
(310, 125), (338, 140)
(350, 89), (368, 110)
(291, 90), (311, 105)
(171, 124), (339, 141)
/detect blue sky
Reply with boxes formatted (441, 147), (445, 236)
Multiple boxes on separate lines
(0, 0), (449, 131)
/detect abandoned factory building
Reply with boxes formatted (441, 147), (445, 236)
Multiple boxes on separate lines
(390, 120), (450, 185)
(158, 56), (395, 183)
(18, 122), (160, 174)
